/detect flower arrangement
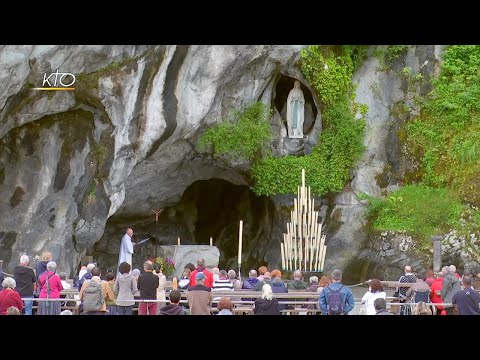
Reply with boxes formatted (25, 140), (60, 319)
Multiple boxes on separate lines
(155, 257), (176, 278)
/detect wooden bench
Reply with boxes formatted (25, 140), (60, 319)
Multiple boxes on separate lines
(281, 308), (322, 315)
(233, 306), (254, 315)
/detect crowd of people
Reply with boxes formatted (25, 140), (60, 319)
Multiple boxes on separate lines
(1, 251), (479, 315)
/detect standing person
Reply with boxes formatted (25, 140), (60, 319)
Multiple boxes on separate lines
(153, 263), (167, 313)
(254, 284), (280, 315)
(318, 275), (332, 295)
(35, 251), (52, 280)
(77, 263), (95, 291)
(425, 269), (436, 287)
(441, 265), (462, 315)
(118, 228), (135, 271)
(430, 271), (444, 315)
(452, 276), (480, 315)
(114, 262), (138, 315)
(106, 272), (117, 315)
(396, 266), (417, 300)
(0, 278), (24, 315)
(37, 261), (63, 315)
(361, 279), (387, 315)
(319, 269), (355, 315)
(184, 263), (196, 274)
(13, 254), (36, 315)
(186, 272), (212, 315)
(189, 258), (214, 289)
(79, 267), (114, 315)
(137, 261), (159, 315)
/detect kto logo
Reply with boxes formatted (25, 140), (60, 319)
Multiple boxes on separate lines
(33, 70), (76, 91)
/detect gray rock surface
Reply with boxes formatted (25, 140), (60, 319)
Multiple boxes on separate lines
(0, 45), (312, 276)
(3, 45), (470, 283)
(157, 245), (220, 279)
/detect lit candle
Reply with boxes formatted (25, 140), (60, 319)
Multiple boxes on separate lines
(238, 220), (243, 268)
(210, 236), (213, 247)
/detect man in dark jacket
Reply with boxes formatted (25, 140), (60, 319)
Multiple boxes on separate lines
(160, 290), (188, 315)
(452, 276), (480, 315)
(13, 254), (37, 315)
(137, 261), (159, 315)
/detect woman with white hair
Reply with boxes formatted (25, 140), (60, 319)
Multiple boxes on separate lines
(37, 261), (63, 315)
(253, 284), (280, 315)
(0, 277), (24, 315)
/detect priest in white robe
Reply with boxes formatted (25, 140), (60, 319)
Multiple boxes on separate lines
(117, 228), (134, 272)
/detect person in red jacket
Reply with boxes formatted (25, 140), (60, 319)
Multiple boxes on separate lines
(0, 277), (24, 315)
(189, 258), (214, 289)
(430, 271), (444, 315)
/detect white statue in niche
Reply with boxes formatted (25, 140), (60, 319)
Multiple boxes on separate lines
(286, 80), (305, 139)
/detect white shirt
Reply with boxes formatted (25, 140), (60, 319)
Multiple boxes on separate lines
(361, 291), (386, 315)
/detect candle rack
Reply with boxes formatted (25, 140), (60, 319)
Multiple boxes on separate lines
(280, 169), (327, 272)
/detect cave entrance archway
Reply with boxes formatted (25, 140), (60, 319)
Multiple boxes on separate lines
(93, 178), (278, 274)
(177, 179), (276, 271)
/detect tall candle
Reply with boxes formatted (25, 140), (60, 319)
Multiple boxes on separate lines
(210, 236), (213, 247)
(238, 220), (243, 267)
(177, 237), (180, 246)
(280, 243), (285, 270)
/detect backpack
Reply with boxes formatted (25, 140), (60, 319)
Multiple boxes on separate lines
(327, 285), (344, 315)
(39, 271), (53, 296)
(82, 280), (104, 312)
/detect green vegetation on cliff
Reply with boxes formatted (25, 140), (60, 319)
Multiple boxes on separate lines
(360, 186), (466, 249)
(198, 102), (272, 161)
(252, 45), (367, 196)
(407, 45), (480, 205)
(365, 45), (480, 243)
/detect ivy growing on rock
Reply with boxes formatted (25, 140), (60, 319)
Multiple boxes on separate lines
(364, 45), (480, 244)
(252, 45), (367, 196)
(198, 102), (273, 161)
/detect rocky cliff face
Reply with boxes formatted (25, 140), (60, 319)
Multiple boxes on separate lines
(0, 45), (307, 275)
(0, 45), (465, 281)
